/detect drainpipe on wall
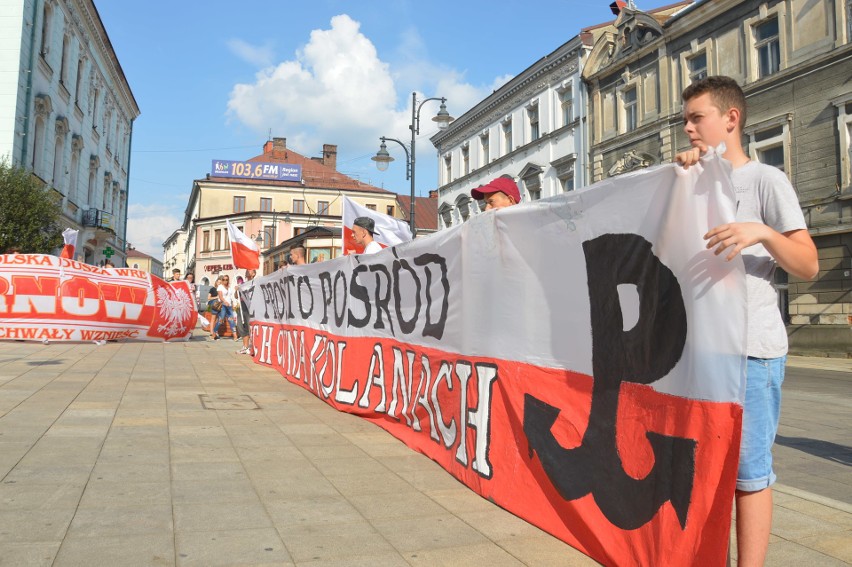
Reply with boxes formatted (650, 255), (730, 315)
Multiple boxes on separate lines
(20, 0), (40, 167)
(123, 117), (134, 253)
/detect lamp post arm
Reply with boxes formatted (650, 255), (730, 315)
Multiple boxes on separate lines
(379, 136), (411, 180)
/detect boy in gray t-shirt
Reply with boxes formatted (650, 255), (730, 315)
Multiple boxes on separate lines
(676, 76), (817, 566)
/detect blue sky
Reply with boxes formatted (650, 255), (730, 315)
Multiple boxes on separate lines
(94, 0), (643, 257)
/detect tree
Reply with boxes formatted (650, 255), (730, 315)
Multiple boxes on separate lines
(0, 159), (63, 253)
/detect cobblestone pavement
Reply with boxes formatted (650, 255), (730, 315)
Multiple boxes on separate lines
(0, 338), (848, 566)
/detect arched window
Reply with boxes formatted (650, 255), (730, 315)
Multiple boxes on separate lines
(39, 3), (52, 58)
(52, 118), (69, 191)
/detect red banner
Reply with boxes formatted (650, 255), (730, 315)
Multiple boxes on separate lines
(249, 322), (740, 564)
(0, 254), (197, 342)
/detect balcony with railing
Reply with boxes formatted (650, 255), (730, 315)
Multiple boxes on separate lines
(82, 208), (115, 233)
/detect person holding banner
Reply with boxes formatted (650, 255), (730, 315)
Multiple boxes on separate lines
(471, 175), (521, 210)
(352, 217), (382, 254)
(289, 246), (307, 265)
(675, 75), (818, 567)
(235, 269), (256, 355)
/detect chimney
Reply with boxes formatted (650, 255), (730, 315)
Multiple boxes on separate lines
(428, 190), (438, 199)
(322, 144), (337, 170)
(610, 0), (627, 15)
(263, 140), (273, 153)
(273, 137), (286, 151)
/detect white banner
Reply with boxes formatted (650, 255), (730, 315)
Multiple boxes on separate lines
(241, 151), (747, 566)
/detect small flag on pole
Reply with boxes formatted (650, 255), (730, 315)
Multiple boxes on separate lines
(60, 228), (78, 259)
(226, 219), (260, 270)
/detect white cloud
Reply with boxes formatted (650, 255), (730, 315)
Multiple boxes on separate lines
(225, 14), (505, 162)
(126, 203), (182, 260)
(226, 38), (275, 68)
(227, 15), (403, 155)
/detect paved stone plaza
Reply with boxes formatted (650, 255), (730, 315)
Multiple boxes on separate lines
(0, 335), (848, 566)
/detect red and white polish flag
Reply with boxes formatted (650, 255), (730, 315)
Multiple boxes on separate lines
(60, 228), (78, 259)
(226, 219), (260, 270)
(341, 196), (413, 255)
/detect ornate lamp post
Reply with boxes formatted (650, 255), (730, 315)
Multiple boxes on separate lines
(373, 92), (454, 236)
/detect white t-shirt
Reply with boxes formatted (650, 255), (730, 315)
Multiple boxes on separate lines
(363, 241), (382, 255)
(217, 284), (234, 307)
(732, 161), (807, 358)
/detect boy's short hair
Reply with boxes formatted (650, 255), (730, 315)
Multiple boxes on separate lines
(682, 75), (748, 130)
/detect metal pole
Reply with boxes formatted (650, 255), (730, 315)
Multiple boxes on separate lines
(409, 92), (417, 237)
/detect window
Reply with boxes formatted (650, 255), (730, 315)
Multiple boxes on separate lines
(223, 230), (229, 250)
(438, 203), (453, 228)
(528, 106), (540, 141)
(747, 122), (789, 173)
(69, 149), (79, 202)
(503, 119), (513, 153)
(91, 88), (99, 131)
(759, 145), (785, 170)
(687, 52), (707, 83)
(552, 154), (576, 193)
(262, 226), (273, 248)
(834, 98), (852, 191)
(74, 59), (84, 103)
(521, 166), (542, 201)
(60, 35), (70, 85)
(52, 134), (64, 189)
(366, 204), (376, 211)
(444, 155), (452, 183)
(40, 3), (51, 57)
(87, 168), (95, 204)
(386, 205), (394, 216)
(233, 196), (245, 213)
(32, 117), (45, 170)
(480, 133), (490, 164)
(293, 199), (304, 214)
(260, 197), (272, 212)
(754, 18), (780, 78)
(318, 200), (329, 215)
(560, 87), (574, 126)
(203, 231), (210, 251)
(462, 146), (470, 176)
(214, 229), (222, 250)
(623, 87), (638, 132)
(455, 195), (472, 222)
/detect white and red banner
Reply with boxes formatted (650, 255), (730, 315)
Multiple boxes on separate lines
(342, 195), (413, 255)
(60, 228), (78, 259)
(226, 219), (260, 269)
(0, 256), (197, 342)
(243, 152), (747, 566)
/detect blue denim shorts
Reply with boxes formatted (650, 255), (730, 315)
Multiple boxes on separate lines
(737, 355), (785, 492)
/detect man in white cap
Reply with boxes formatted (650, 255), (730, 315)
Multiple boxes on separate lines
(352, 217), (382, 254)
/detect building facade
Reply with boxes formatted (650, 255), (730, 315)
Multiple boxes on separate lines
(429, 31), (602, 229)
(162, 228), (186, 279)
(125, 246), (163, 278)
(583, 0), (852, 351)
(0, 0), (139, 266)
(175, 138), (402, 285)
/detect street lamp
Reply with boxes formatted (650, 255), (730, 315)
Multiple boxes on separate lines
(373, 92), (454, 236)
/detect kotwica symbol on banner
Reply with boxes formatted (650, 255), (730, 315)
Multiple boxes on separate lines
(524, 233), (696, 531)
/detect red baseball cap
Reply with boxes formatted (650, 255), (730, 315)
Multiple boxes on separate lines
(471, 177), (520, 204)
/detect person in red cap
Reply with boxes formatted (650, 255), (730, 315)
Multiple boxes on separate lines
(471, 175), (521, 210)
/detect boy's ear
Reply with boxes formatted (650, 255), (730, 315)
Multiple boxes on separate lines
(725, 106), (742, 132)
